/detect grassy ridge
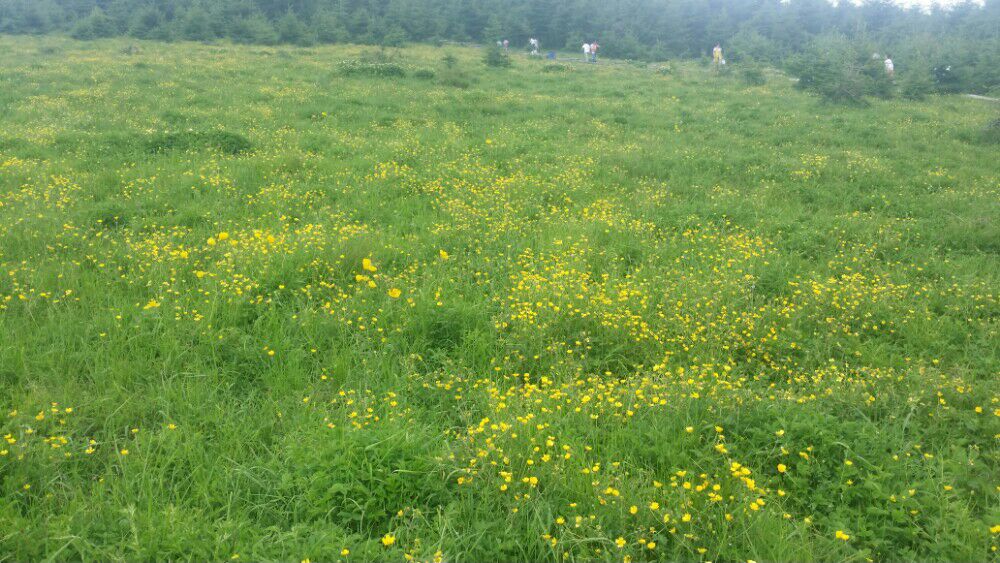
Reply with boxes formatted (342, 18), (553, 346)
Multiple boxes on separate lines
(0, 37), (997, 562)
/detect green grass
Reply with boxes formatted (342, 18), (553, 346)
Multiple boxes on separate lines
(0, 36), (997, 562)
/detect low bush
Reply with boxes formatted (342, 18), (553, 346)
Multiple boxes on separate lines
(542, 63), (571, 73)
(229, 13), (279, 45)
(147, 130), (253, 155)
(740, 65), (767, 86)
(977, 117), (1000, 144)
(483, 45), (511, 68)
(438, 69), (473, 89)
(787, 34), (891, 105)
(899, 66), (935, 100)
(70, 7), (116, 40)
(337, 59), (406, 77)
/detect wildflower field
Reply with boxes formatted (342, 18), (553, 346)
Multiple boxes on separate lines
(0, 37), (997, 562)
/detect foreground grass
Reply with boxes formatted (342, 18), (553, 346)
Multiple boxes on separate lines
(0, 36), (997, 562)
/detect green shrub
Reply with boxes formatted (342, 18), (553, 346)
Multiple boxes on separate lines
(70, 7), (116, 40)
(380, 27), (408, 48)
(179, 5), (214, 42)
(337, 59), (406, 77)
(278, 425), (452, 532)
(542, 63), (571, 73)
(276, 10), (315, 46)
(311, 10), (347, 43)
(413, 68), (436, 79)
(740, 65), (767, 86)
(438, 69), (473, 89)
(787, 34), (890, 105)
(127, 6), (163, 39)
(861, 57), (894, 99)
(483, 45), (511, 68)
(358, 47), (399, 63)
(976, 117), (1000, 144)
(899, 66), (935, 100)
(932, 63), (965, 94)
(147, 130), (253, 155)
(229, 13), (278, 45)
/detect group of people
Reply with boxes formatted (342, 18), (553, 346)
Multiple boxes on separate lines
(504, 39), (876, 74)
(501, 37), (542, 57)
(497, 37), (597, 62)
(491, 39), (904, 85)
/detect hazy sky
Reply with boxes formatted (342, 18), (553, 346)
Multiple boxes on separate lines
(901, 0), (979, 5)
(848, 0), (984, 9)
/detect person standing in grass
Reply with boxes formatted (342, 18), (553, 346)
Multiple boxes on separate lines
(713, 43), (723, 66)
(591, 41), (599, 63)
(529, 38), (539, 56)
(582, 41), (590, 62)
(884, 55), (894, 78)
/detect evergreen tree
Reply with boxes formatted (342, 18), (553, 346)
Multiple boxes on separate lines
(310, 9), (347, 43)
(229, 11), (278, 45)
(180, 3), (214, 42)
(71, 6), (115, 39)
(482, 14), (504, 44)
(277, 9), (314, 45)
(128, 6), (163, 39)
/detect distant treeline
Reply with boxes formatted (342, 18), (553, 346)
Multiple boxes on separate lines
(0, 0), (997, 91)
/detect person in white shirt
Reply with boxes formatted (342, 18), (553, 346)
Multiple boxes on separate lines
(884, 56), (894, 78)
(582, 42), (590, 62)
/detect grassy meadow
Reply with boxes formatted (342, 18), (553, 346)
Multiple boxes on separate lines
(0, 36), (998, 562)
